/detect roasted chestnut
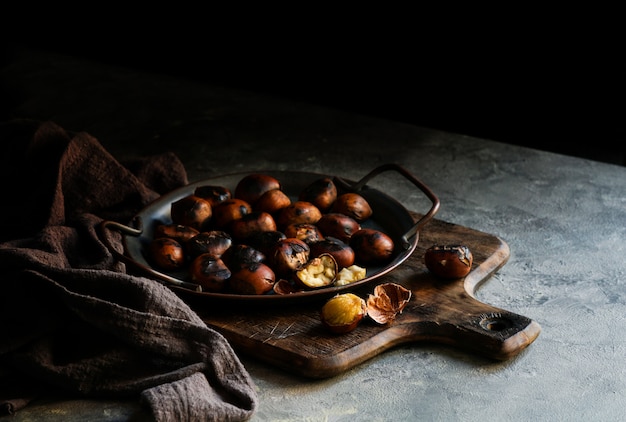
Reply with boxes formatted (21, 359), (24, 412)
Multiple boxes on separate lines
(149, 237), (186, 270)
(254, 188), (292, 215)
(424, 244), (473, 279)
(245, 230), (287, 256)
(193, 185), (232, 207)
(332, 193), (373, 222)
(309, 237), (355, 269)
(316, 213), (361, 243)
(170, 195), (213, 231)
(283, 223), (324, 244)
(299, 177), (338, 212)
(211, 198), (252, 230)
(230, 211), (277, 242)
(153, 223), (199, 243)
(350, 228), (395, 265)
(320, 293), (367, 334)
(295, 253), (338, 289)
(222, 244), (266, 272)
(228, 262), (276, 295)
(234, 174), (282, 205)
(189, 254), (231, 292)
(185, 230), (233, 260)
(277, 201), (322, 230)
(269, 237), (310, 276)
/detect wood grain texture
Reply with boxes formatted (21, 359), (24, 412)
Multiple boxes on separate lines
(188, 215), (541, 378)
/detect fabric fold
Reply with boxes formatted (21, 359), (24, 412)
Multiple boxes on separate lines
(0, 120), (258, 421)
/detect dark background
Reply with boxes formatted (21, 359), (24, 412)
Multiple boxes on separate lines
(2, 20), (624, 166)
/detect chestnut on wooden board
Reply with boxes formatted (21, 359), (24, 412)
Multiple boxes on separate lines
(320, 293), (367, 334)
(424, 244), (473, 279)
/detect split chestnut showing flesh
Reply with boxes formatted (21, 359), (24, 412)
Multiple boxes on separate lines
(309, 237), (355, 269)
(149, 237), (186, 270)
(189, 254), (231, 292)
(299, 177), (338, 212)
(350, 228), (395, 265)
(424, 244), (473, 279)
(170, 195), (213, 231)
(332, 193), (373, 222)
(234, 174), (282, 206)
(229, 262), (276, 295)
(320, 293), (367, 334)
(295, 253), (338, 289)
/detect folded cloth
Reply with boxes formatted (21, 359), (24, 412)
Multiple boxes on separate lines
(0, 120), (258, 421)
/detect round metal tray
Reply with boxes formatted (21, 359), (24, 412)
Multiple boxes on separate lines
(100, 163), (439, 304)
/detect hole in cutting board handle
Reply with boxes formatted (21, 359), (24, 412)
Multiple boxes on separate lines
(479, 313), (513, 331)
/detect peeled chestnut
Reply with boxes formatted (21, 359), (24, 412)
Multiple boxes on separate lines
(222, 244), (266, 272)
(320, 293), (367, 334)
(295, 253), (338, 289)
(299, 177), (338, 212)
(230, 211), (277, 242)
(229, 262), (276, 295)
(185, 230), (233, 260)
(424, 244), (473, 279)
(277, 201), (322, 230)
(316, 213), (361, 243)
(334, 264), (367, 286)
(193, 185), (232, 207)
(254, 188), (292, 215)
(309, 237), (355, 269)
(149, 237), (186, 270)
(332, 193), (373, 222)
(170, 195), (212, 231)
(189, 254), (231, 292)
(211, 198), (252, 230)
(269, 237), (310, 276)
(283, 223), (324, 244)
(153, 224), (199, 243)
(234, 174), (282, 205)
(350, 228), (395, 265)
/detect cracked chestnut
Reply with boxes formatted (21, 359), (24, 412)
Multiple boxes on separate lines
(424, 244), (473, 279)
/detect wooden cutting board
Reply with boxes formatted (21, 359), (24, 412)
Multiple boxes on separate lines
(187, 215), (541, 379)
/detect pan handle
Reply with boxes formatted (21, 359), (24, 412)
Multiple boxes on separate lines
(97, 219), (203, 291)
(333, 163), (440, 248)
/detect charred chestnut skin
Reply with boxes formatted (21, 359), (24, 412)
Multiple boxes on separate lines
(170, 195), (213, 231)
(211, 198), (252, 230)
(350, 228), (395, 265)
(332, 193), (373, 222)
(254, 188), (292, 215)
(185, 230), (233, 260)
(234, 174), (282, 206)
(193, 185), (232, 207)
(230, 211), (277, 242)
(149, 237), (186, 270)
(154, 224), (199, 243)
(424, 244), (473, 279)
(277, 201), (322, 230)
(316, 213), (361, 243)
(283, 223), (324, 244)
(245, 230), (287, 256)
(229, 262), (276, 295)
(269, 237), (310, 277)
(309, 237), (356, 269)
(299, 177), (338, 212)
(189, 254), (231, 292)
(222, 244), (266, 272)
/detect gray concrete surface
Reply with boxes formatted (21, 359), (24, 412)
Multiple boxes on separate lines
(2, 48), (625, 421)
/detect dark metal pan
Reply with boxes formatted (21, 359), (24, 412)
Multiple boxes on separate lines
(100, 163), (439, 304)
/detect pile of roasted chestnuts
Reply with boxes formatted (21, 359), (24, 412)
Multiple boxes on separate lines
(147, 173), (397, 295)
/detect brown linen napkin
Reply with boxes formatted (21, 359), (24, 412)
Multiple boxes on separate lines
(0, 120), (258, 421)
